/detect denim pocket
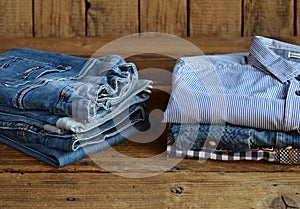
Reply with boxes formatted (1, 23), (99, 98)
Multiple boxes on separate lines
(0, 56), (71, 87)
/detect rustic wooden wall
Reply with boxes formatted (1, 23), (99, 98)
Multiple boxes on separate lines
(0, 0), (298, 38)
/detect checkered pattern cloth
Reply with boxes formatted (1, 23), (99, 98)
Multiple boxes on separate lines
(166, 145), (300, 165)
(275, 149), (300, 165)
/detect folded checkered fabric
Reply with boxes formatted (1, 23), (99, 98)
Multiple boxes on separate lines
(166, 123), (300, 165)
(275, 148), (300, 165)
(167, 144), (300, 165)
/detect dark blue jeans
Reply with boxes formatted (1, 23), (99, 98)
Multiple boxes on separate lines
(169, 123), (300, 152)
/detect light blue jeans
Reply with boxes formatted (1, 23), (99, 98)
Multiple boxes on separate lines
(0, 121), (148, 167)
(0, 48), (152, 167)
(0, 48), (152, 122)
(0, 104), (145, 152)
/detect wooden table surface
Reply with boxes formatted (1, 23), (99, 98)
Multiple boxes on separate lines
(0, 36), (300, 209)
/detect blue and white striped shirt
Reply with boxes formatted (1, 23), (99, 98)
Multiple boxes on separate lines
(163, 36), (300, 132)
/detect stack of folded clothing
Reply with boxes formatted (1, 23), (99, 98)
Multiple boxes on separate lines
(164, 36), (300, 165)
(0, 48), (152, 167)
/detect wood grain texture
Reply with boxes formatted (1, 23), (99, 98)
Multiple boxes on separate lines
(0, 172), (300, 209)
(0, 0), (33, 37)
(0, 36), (252, 57)
(2, 141), (300, 174)
(190, 0), (242, 37)
(243, 0), (294, 36)
(34, 0), (86, 37)
(87, 0), (139, 36)
(140, 0), (187, 36)
(0, 0), (300, 38)
(297, 0), (300, 36)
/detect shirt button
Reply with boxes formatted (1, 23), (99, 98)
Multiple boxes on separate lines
(295, 90), (300, 96)
(208, 140), (216, 147)
(296, 75), (300, 81)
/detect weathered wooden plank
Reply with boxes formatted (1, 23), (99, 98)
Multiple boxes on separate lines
(0, 172), (300, 208)
(190, 0), (242, 37)
(1, 139), (300, 174)
(34, 0), (86, 37)
(0, 36), (122, 57)
(0, 0), (33, 37)
(140, 0), (187, 36)
(0, 36), (252, 57)
(87, 0), (139, 36)
(244, 0), (294, 36)
(297, 0), (300, 36)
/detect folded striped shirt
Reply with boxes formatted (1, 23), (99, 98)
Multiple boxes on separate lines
(163, 36), (300, 132)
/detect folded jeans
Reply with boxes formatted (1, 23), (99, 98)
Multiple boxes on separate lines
(0, 48), (152, 122)
(168, 123), (300, 152)
(0, 84), (151, 134)
(0, 104), (146, 152)
(0, 121), (148, 167)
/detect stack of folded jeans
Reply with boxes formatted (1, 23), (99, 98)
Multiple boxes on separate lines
(0, 48), (152, 167)
(164, 36), (300, 165)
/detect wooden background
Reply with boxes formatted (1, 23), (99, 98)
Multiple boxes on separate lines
(0, 0), (297, 38)
(2, 1), (300, 208)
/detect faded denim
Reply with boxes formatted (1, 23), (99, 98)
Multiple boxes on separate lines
(0, 48), (152, 167)
(0, 48), (152, 122)
(0, 104), (145, 152)
(0, 121), (148, 167)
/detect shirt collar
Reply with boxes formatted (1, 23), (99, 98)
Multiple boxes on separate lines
(248, 36), (300, 83)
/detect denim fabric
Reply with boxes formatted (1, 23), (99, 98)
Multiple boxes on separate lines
(0, 87), (150, 133)
(0, 121), (148, 167)
(163, 36), (300, 132)
(0, 48), (152, 122)
(169, 123), (300, 152)
(0, 48), (153, 167)
(0, 104), (145, 152)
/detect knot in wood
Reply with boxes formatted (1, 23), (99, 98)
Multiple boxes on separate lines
(170, 186), (184, 195)
(270, 195), (299, 209)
